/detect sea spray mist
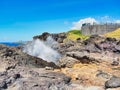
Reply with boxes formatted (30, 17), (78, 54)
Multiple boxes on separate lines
(23, 36), (61, 63)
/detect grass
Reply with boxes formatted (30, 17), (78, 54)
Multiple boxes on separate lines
(64, 30), (89, 42)
(104, 28), (120, 38)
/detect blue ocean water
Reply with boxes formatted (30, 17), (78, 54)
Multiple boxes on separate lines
(0, 42), (20, 46)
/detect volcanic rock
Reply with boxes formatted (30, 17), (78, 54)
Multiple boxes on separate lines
(1, 33), (120, 90)
(0, 44), (58, 69)
(58, 56), (80, 68)
(0, 44), (75, 90)
(33, 32), (67, 43)
(33, 32), (50, 41)
(105, 76), (120, 89)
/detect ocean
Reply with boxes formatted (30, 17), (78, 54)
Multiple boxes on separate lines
(0, 42), (21, 46)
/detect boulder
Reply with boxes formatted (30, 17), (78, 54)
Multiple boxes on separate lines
(83, 35), (104, 45)
(7, 70), (71, 90)
(0, 81), (7, 89)
(66, 51), (99, 64)
(33, 32), (50, 41)
(96, 70), (111, 79)
(33, 32), (67, 43)
(58, 56), (80, 68)
(105, 76), (120, 89)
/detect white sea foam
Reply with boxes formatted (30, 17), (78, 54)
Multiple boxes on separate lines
(23, 36), (61, 63)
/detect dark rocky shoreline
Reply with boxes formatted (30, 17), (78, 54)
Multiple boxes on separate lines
(0, 33), (120, 90)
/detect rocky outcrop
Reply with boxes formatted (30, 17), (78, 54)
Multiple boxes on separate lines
(105, 76), (120, 89)
(1, 33), (120, 90)
(0, 44), (58, 69)
(0, 44), (74, 90)
(58, 56), (80, 68)
(57, 35), (120, 68)
(0, 66), (72, 90)
(33, 32), (67, 43)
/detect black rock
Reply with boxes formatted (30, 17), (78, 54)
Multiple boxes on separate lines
(13, 74), (21, 79)
(0, 81), (7, 89)
(0, 71), (7, 76)
(33, 32), (50, 41)
(105, 76), (120, 88)
(111, 61), (119, 66)
(96, 70), (110, 79)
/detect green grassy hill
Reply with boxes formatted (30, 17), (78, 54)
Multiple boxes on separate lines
(64, 30), (89, 42)
(104, 28), (120, 38)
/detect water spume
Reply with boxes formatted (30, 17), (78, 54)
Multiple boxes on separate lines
(23, 36), (61, 63)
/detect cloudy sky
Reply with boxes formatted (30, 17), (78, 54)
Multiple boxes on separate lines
(0, 0), (120, 42)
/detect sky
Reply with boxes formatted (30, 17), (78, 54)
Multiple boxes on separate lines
(0, 0), (120, 42)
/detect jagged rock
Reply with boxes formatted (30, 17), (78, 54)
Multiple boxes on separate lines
(58, 56), (80, 67)
(1, 33), (120, 89)
(0, 44), (58, 69)
(76, 38), (81, 43)
(96, 70), (111, 79)
(0, 72), (21, 89)
(65, 40), (75, 47)
(0, 65), (72, 90)
(29, 70), (39, 77)
(33, 32), (67, 43)
(12, 74), (21, 79)
(0, 71), (7, 76)
(83, 36), (120, 53)
(105, 37), (117, 42)
(66, 51), (100, 63)
(0, 44), (73, 89)
(105, 76), (120, 89)
(33, 32), (50, 41)
(5, 64), (16, 70)
(0, 81), (7, 89)
(6, 69), (72, 90)
(83, 35), (104, 45)
(84, 43), (101, 53)
(54, 33), (67, 43)
(111, 61), (119, 66)
(114, 45), (120, 53)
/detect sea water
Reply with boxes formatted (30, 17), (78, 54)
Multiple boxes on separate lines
(0, 42), (20, 46)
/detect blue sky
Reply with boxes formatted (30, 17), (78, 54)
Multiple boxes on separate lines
(0, 0), (120, 42)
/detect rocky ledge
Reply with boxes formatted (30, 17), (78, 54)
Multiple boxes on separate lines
(0, 44), (68, 90)
(0, 33), (120, 90)
(34, 33), (120, 90)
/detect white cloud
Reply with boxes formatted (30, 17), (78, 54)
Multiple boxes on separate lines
(71, 16), (120, 30)
(114, 20), (120, 24)
(71, 17), (98, 30)
(99, 16), (120, 24)
(100, 15), (110, 21)
(101, 16), (111, 23)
